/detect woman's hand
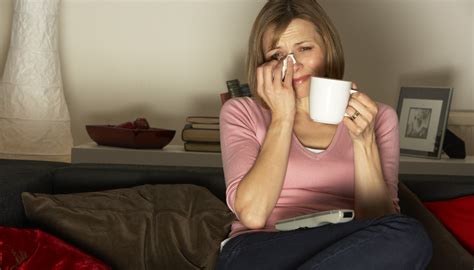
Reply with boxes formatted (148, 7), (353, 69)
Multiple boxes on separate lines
(343, 84), (379, 145)
(256, 59), (296, 122)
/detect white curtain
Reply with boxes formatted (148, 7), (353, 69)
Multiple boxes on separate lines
(0, 0), (73, 162)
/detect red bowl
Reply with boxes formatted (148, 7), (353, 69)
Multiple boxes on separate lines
(86, 125), (176, 149)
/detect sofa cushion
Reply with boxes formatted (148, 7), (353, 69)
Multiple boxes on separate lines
(0, 159), (68, 227)
(0, 226), (110, 269)
(424, 195), (474, 255)
(22, 184), (235, 270)
(398, 182), (474, 270)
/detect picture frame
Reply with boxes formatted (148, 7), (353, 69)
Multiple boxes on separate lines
(396, 86), (453, 159)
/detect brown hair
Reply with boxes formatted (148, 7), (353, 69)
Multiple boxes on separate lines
(246, 0), (345, 95)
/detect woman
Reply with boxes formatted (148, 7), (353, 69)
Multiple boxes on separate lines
(216, 0), (432, 269)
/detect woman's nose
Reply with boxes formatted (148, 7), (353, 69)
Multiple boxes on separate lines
(292, 59), (303, 73)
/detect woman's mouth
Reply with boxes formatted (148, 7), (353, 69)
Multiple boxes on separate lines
(292, 75), (311, 88)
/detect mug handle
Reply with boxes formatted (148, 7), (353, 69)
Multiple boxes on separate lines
(343, 90), (358, 117)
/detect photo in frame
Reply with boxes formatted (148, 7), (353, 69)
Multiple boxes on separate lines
(396, 86), (453, 159)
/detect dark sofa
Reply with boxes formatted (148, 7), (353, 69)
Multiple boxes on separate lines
(1, 158), (473, 269)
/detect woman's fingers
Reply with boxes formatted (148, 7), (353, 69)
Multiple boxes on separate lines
(347, 97), (373, 124)
(343, 115), (361, 135)
(273, 61), (283, 83)
(256, 59), (295, 114)
(346, 111), (369, 135)
(263, 60), (278, 94)
(351, 82), (358, 90)
(283, 58), (294, 88)
(351, 92), (378, 116)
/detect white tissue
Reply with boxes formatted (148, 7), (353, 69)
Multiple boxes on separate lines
(282, 54), (296, 80)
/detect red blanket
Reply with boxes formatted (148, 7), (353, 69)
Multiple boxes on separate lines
(0, 227), (110, 270)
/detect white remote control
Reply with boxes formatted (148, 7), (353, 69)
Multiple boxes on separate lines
(275, 209), (354, 231)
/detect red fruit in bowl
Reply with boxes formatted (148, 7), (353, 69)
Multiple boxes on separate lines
(134, 118), (150, 129)
(116, 121), (135, 129)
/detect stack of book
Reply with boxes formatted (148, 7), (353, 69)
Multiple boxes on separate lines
(181, 116), (221, 152)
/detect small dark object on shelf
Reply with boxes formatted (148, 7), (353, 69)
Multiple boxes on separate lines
(443, 129), (466, 159)
(86, 118), (175, 149)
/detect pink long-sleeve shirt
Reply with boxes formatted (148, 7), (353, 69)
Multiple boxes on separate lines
(220, 97), (400, 238)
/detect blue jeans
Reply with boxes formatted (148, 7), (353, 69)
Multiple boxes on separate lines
(216, 214), (432, 270)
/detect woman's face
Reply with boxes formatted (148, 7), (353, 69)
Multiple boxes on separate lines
(262, 18), (326, 98)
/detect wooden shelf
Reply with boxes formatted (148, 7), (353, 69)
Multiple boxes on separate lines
(72, 142), (474, 176)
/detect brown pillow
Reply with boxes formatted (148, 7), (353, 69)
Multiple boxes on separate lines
(22, 184), (235, 270)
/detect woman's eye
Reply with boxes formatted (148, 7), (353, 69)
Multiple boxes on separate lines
(271, 53), (282, 61)
(300, 46), (313, 52)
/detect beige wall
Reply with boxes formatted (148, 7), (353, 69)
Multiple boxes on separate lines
(1, 0), (472, 147)
(321, 0), (473, 111)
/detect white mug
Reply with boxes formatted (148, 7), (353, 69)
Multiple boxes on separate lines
(309, 77), (357, 125)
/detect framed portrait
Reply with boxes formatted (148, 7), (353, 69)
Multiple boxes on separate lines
(396, 86), (453, 159)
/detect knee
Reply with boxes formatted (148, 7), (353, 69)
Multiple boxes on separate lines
(379, 215), (433, 264)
